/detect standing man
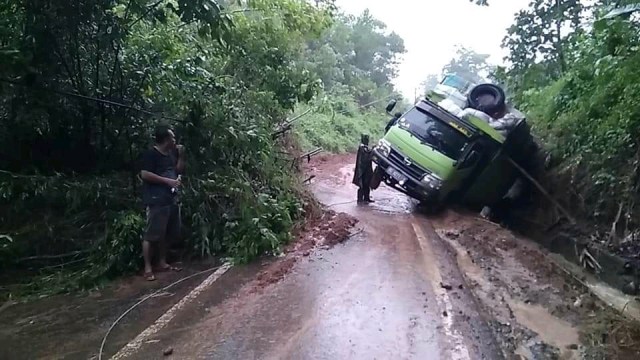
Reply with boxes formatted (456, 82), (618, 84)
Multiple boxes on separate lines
(352, 134), (374, 204)
(140, 125), (185, 281)
(385, 112), (403, 134)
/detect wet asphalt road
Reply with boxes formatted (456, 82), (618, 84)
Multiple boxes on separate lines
(124, 164), (502, 359)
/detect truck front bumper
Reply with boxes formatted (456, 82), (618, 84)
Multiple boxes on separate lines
(372, 149), (440, 202)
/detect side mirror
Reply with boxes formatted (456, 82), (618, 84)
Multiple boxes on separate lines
(385, 99), (397, 113)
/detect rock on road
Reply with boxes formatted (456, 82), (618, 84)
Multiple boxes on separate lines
(123, 154), (502, 359)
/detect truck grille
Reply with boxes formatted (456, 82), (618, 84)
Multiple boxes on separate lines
(387, 148), (427, 180)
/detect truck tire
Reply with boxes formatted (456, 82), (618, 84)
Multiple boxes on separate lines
(468, 84), (506, 115)
(370, 166), (384, 190)
(417, 200), (445, 214)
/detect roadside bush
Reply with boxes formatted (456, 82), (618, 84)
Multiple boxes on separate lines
(521, 19), (640, 234)
(0, 0), (332, 298)
(295, 93), (388, 153)
(0, 0), (405, 298)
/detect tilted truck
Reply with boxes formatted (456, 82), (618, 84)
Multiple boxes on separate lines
(370, 74), (538, 209)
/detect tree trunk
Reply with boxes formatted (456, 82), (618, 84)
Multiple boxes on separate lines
(555, 0), (566, 74)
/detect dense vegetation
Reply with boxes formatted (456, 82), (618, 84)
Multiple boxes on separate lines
(294, 10), (405, 152)
(491, 0), (640, 243)
(421, 46), (493, 93)
(0, 0), (404, 297)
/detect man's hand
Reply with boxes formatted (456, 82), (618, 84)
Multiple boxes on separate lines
(176, 144), (185, 156)
(165, 177), (181, 188)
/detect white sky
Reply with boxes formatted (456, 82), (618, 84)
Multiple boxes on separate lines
(335, 0), (530, 99)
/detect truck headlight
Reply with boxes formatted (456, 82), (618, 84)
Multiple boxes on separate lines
(421, 173), (442, 190)
(376, 139), (391, 157)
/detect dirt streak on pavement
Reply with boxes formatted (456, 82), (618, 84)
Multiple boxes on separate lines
(3, 153), (638, 359)
(431, 210), (640, 359)
(118, 153), (503, 359)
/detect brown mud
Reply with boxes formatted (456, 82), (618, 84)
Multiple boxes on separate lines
(0, 196), (358, 359)
(431, 210), (640, 359)
(2, 153), (639, 359)
(252, 209), (358, 293)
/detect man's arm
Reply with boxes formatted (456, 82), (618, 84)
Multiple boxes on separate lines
(140, 150), (179, 187)
(141, 170), (178, 187)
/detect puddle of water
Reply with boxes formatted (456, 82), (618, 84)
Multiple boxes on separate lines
(337, 166), (353, 184)
(436, 230), (485, 284)
(438, 230), (580, 359)
(312, 165), (414, 216)
(369, 196), (413, 215)
(514, 343), (535, 359)
(412, 223), (471, 360)
(508, 300), (579, 359)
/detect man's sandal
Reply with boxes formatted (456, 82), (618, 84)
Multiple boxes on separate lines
(158, 265), (182, 272)
(144, 272), (156, 281)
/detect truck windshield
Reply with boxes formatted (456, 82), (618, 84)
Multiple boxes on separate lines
(397, 108), (468, 160)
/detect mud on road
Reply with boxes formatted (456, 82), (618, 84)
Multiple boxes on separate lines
(2, 153), (640, 359)
(308, 153), (640, 359)
(432, 211), (640, 360)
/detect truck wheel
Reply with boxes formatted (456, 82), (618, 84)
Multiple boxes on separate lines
(370, 166), (383, 190)
(417, 198), (445, 214)
(468, 84), (506, 115)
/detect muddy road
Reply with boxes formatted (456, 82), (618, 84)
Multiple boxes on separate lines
(2, 154), (638, 359)
(110, 155), (503, 359)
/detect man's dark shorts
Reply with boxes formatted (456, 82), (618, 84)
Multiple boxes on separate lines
(143, 204), (181, 243)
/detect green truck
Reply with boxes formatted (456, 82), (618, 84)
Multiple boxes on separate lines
(371, 75), (536, 209)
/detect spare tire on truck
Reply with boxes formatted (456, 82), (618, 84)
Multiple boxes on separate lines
(467, 84), (506, 116)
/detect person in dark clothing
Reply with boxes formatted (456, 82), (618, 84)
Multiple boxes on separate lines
(385, 112), (403, 133)
(352, 134), (374, 203)
(140, 125), (185, 281)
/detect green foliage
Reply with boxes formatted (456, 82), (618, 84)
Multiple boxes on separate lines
(98, 211), (146, 276)
(0, 0), (332, 295)
(0, 0), (400, 297)
(295, 9), (405, 153)
(499, 0), (586, 103)
(304, 10), (405, 105)
(295, 95), (387, 153)
(509, 10), (640, 227)
(442, 46), (492, 83)
(421, 46), (493, 95)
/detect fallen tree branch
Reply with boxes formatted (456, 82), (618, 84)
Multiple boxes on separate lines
(348, 228), (364, 239)
(284, 108), (313, 125)
(300, 148), (323, 163)
(579, 247), (603, 273)
(507, 156), (577, 225)
(39, 257), (89, 270)
(610, 202), (625, 245)
(17, 250), (91, 262)
(271, 123), (292, 139)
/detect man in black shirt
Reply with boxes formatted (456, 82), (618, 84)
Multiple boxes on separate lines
(352, 134), (374, 203)
(140, 125), (185, 281)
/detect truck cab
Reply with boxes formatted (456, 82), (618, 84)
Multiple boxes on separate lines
(372, 76), (533, 208)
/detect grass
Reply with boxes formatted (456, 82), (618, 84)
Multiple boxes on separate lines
(294, 108), (387, 153)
